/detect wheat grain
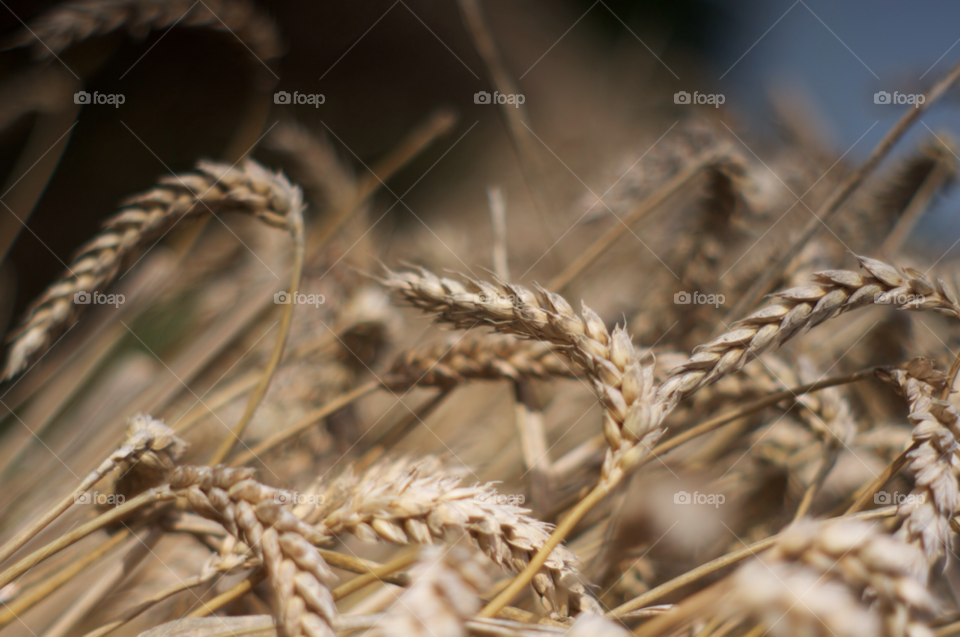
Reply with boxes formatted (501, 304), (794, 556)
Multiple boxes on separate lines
(313, 457), (599, 618)
(3, 159), (303, 380)
(876, 358), (960, 563)
(169, 465), (337, 637)
(11, 0), (284, 64)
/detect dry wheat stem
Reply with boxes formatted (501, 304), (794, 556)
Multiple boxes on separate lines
(330, 549), (419, 601)
(0, 414), (184, 567)
(0, 526), (133, 629)
(877, 359), (960, 563)
(170, 465), (338, 637)
(725, 58), (960, 324)
(189, 549), (414, 623)
(313, 457), (599, 617)
(80, 572), (216, 637)
(847, 447), (915, 514)
(40, 525), (163, 637)
(631, 582), (727, 637)
(0, 487), (174, 591)
(210, 203), (305, 465)
(186, 570), (267, 619)
(3, 159), (303, 380)
(13, 0), (284, 64)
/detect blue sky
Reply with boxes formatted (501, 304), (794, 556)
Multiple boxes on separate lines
(705, 0), (960, 250)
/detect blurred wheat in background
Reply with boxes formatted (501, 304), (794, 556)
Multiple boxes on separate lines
(5, 1), (960, 636)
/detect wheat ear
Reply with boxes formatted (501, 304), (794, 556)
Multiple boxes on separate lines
(3, 159), (302, 380)
(877, 358), (960, 563)
(381, 332), (576, 390)
(728, 519), (933, 637)
(660, 255), (960, 411)
(170, 465), (337, 637)
(313, 457), (599, 618)
(11, 0), (284, 63)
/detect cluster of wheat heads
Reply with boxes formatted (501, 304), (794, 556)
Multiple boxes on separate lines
(6, 1), (960, 637)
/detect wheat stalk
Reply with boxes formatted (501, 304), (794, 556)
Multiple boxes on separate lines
(3, 159), (303, 380)
(877, 358), (960, 563)
(169, 465), (337, 637)
(11, 0), (284, 64)
(312, 457), (599, 617)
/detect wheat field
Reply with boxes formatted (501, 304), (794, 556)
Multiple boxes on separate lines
(1, 2), (960, 637)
